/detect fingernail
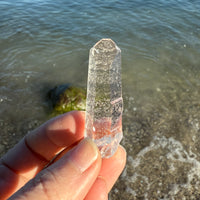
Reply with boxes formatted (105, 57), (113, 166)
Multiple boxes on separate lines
(68, 138), (98, 173)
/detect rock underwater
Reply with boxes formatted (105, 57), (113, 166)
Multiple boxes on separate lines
(47, 84), (86, 116)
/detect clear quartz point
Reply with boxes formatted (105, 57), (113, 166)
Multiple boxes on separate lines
(85, 38), (123, 158)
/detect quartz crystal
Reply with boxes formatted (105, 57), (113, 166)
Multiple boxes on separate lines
(85, 38), (123, 158)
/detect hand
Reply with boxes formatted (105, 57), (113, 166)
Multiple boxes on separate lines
(0, 111), (126, 200)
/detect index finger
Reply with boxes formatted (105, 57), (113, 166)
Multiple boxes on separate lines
(0, 111), (85, 199)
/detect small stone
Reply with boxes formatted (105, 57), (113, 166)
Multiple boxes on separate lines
(156, 88), (161, 92)
(47, 84), (86, 115)
(85, 38), (123, 158)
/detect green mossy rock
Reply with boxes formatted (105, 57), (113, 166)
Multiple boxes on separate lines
(48, 84), (86, 115)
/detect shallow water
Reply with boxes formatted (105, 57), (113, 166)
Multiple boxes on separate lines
(0, 0), (200, 199)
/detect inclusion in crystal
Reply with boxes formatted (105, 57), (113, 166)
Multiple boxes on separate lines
(85, 38), (123, 158)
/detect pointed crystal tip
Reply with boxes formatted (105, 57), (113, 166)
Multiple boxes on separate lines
(93, 38), (117, 52)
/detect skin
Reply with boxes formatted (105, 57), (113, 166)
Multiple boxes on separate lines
(0, 111), (126, 200)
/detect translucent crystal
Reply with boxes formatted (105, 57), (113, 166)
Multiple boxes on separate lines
(85, 38), (123, 158)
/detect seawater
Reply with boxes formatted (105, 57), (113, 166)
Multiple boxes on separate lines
(0, 0), (200, 199)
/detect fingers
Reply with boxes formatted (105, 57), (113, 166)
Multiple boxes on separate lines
(84, 145), (126, 200)
(100, 145), (126, 192)
(0, 109), (126, 200)
(84, 177), (108, 200)
(0, 164), (27, 200)
(26, 111), (85, 161)
(0, 111), (85, 199)
(9, 138), (102, 200)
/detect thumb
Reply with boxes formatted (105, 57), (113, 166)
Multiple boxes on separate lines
(9, 138), (101, 200)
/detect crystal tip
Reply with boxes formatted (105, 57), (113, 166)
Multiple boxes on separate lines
(93, 38), (117, 51)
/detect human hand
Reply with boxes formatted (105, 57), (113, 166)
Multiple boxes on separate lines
(0, 111), (126, 200)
